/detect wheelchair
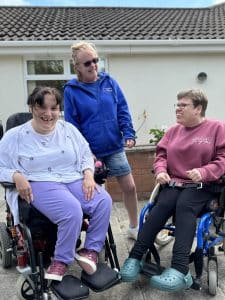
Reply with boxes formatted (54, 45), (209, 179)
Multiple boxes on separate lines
(139, 182), (225, 296)
(0, 112), (121, 300)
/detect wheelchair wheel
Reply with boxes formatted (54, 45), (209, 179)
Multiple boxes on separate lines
(155, 229), (173, 246)
(207, 259), (218, 296)
(16, 274), (50, 300)
(148, 184), (174, 246)
(149, 183), (160, 203)
(16, 275), (35, 300)
(0, 222), (13, 268)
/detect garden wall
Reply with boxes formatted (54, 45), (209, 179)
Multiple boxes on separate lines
(105, 146), (156, 201)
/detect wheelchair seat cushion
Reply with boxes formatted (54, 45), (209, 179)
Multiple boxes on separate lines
(18, 198), (57, 258)
(51, 275), (89, 300)
(81, 262), (120, 292)
(18, 198), (55, 232)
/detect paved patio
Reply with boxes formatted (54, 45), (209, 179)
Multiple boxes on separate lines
(0, 186), (225, 299)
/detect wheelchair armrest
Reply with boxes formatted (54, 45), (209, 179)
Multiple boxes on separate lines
(0, 182), (15, 189)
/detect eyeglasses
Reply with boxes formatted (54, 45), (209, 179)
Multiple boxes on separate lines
(174, 103), (193, 109)
(83, 57), (99, 67)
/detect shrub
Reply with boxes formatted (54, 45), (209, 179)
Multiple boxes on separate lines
(149, 128), (166, 145)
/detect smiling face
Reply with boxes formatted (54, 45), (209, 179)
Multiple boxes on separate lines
(76, 48), (99, 83)
(31, 93), (60, 134)
(175, 97), (202, 127)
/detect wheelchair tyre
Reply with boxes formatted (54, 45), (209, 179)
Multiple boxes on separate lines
(16, 275), (35, 300)
(0, 222), (13, 268)
(148, 184), (174, 246)
(207, 260), (218, 296)
(155, 229), (173, 246)
(16, 274), (50, 300)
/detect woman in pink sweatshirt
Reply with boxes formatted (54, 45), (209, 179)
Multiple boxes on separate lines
(120, 89), (225, 292)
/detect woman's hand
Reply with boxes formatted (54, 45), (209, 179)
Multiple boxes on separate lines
(83, 169), (99, 200)
(125, 139), (135, 148)
(13, 172), (33, 203)
(186, 169), (202, 182)
(156, 172), (171, 184)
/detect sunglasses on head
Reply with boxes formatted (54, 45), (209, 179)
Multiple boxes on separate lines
(83, 57), (99, 67)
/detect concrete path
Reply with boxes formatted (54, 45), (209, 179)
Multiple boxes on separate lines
(0, 186), (225, 299)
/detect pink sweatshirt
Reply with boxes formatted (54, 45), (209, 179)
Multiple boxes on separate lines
(153, 119), (225, 183)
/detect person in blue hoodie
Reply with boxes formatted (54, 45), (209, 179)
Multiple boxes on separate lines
(64, 41), (138, 240)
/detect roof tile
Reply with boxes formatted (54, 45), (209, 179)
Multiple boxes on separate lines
(0, 5), (225, 41)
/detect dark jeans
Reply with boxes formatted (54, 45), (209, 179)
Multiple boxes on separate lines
(129, 186), (216, 274)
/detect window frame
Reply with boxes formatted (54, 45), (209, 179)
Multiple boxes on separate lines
(23, 55), (107, 105)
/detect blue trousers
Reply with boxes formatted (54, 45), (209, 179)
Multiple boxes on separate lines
(30, 180), (112, 265)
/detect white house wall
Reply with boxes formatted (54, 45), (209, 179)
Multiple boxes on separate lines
(1, 51), (225, 145)
(0, 56), (26, 128)
(108, 53), (225, 145)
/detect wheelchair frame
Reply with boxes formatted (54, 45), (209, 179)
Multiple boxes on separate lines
(0, 112), (121, 300)
(0, 175), (120, 300)
(139, 183), (225, 296)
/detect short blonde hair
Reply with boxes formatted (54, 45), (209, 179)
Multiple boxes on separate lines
(71, 41), (98, 67)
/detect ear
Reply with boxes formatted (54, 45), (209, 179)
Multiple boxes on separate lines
(196, 105), (202, 115)
(77, 69), (83, 81)
(28, 106), (32, 113)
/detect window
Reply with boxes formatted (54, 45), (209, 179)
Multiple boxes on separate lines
(27, 60), (64, 75)
(25, 56), (106, 106)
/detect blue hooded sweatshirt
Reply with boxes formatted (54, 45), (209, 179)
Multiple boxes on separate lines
(64, 72), (136, 158)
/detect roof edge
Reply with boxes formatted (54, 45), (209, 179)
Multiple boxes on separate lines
(1, 39), (225, 55)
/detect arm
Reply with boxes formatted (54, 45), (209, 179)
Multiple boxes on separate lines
(0, 130), (33, 202)
(153, 132), (169, 176)
(80, 139), (98, 200)
(64, 87), (81, 130)
(192, 122), (225, 182)
(68, 122), (97, 200)
(0, 129), (21, 183)
(153, 131), (171, 184)
(13, 171), (33, 203)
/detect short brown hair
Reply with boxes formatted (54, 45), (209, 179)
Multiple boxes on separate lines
(27, 86), (62, 111)
(177, 89), (208, 116)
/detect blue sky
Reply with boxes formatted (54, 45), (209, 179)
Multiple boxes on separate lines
(0, 0), (224, 8)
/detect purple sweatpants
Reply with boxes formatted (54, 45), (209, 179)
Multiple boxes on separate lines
(30, 179), (112, 265)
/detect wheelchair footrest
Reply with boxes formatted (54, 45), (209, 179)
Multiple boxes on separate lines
(81, 262), (120, 292)
(141, 262), (165, 277)
(51, 275), (89, 300)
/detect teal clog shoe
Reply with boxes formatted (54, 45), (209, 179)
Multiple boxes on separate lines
(120, 258), (142, 282)
(149, 267), (193, 292)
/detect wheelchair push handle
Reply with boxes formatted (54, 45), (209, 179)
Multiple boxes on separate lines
(94, 160), (109, 185)
(95, 160), (103, 168)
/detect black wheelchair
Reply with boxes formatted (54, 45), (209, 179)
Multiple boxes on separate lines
(0, 112), (121, 300)
(139, 182), (225, 296)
